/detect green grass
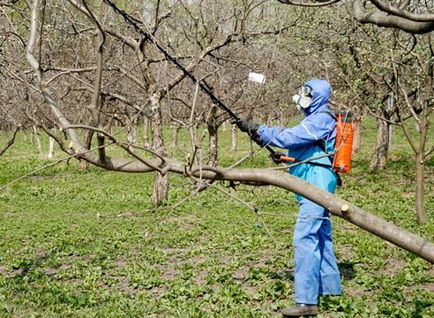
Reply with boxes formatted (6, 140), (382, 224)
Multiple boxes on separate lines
(0, 122), (433, 317)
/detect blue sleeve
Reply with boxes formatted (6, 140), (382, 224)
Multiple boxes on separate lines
(258, 113), (335, 150)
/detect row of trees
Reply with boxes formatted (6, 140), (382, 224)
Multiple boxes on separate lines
(0, 0), (433, 223)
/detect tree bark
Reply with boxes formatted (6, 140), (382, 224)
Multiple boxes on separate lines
(415, 151), (426, 224)
(208, 123), (218, 167)
(126, 115), (137, 152)
(143, 116), (150, 148)
(207, 105), (218, 167)
(149, 92), (169, 205)
(414, 107), (428, 224)
(48, 134), (55, 159)
(32, 126), (42, 153)
(171, 125), (180, 148)
(192, 166), (434, 264)
(231, 124), (238, 153)
(352, 118), (361, 153)
(80, 156), (434, 264)
(369, 118), (390, 169)
(0, 127), (19, 157)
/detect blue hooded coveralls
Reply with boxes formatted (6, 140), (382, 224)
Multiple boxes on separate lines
(258, 79), (341, 305)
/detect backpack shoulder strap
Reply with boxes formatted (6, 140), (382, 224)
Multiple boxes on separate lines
(314, 110), (343, 186)
(315, 109), (336, 153)
(318, 109), (336, 120)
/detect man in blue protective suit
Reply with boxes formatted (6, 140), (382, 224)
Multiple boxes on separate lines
(236, 79), (341, 317)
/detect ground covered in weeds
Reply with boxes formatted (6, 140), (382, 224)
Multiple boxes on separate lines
(0, 125), (433, 317)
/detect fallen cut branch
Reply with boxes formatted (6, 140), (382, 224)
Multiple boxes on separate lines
(82, 155), (434, 264)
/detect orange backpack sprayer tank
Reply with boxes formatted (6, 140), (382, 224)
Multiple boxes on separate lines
(333, 111), (355, 174)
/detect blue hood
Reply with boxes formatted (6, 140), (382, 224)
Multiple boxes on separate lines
(303, 79), (331, 115)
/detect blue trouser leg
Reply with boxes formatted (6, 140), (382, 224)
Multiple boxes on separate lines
(293, 166), (341, 304)
(293, 168), (341, 304)
(293, 199), (324, 304)
(318, 210), (342, 296)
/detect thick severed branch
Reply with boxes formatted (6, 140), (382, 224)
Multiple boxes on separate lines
(71, 152), (434, 264)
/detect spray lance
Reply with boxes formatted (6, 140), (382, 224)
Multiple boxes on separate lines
(103, 0), (295, 164)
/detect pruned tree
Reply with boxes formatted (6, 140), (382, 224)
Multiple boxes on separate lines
(391, 35), (434, 224)
(0, 2), (36, 155)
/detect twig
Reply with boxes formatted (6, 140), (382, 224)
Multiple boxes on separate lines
(0, 127), (19, 156)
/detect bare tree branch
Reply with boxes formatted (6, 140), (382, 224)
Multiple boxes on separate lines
(0, 126), (19, 156)
(370, 0), (434, 23)
(352, 0), (434, 34)
(278, 0), (434, 33)
(278, 0), (341, 6)
(74, 152), (434, 264)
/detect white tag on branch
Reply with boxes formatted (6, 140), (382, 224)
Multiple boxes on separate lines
(248, 71), (266, 84)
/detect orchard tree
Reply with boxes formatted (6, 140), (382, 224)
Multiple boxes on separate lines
(0, 2), (36, 155)
(390, 34), (434, 224)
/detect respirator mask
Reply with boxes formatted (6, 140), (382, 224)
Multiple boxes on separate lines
(292, 86), (312, 111)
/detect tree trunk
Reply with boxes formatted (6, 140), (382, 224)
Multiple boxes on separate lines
(222, 121), (228, 131)
(143, 116), (150, 148)
(208, 123), (218, 167)
(79, 160), (90, 170)
(153, 171), (169, 205)
(231, 124), (238, 153)
(126, 116), (137, 152)
(188, 83), (201, 165)
(80, 127), (93, 171)
(352, 118), (361, 153)
(369, 118), (390, 169)
(149, 92), (169, 205)
(415, 152), (426, 224)
(415, 107), (428, 224)
(278, 109), (288, 127)
(171, 125), (180, 148)
(188, 122), (202, 165)
(207, 106), (218, 167)
(79, 129), (91, 170)
(32, 126), (42, 153)
(48, 135), (55, 159)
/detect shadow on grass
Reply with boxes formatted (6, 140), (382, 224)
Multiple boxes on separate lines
(266, 269), (294, 282)
(11, 245), (65, 280)
(338, 260), (358, 281)
(264, 260), (357, 283)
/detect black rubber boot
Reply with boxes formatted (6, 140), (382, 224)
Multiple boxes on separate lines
(281, 304), (318, 317)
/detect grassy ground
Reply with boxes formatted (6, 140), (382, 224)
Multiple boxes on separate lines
(0, 121), (433, 317)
